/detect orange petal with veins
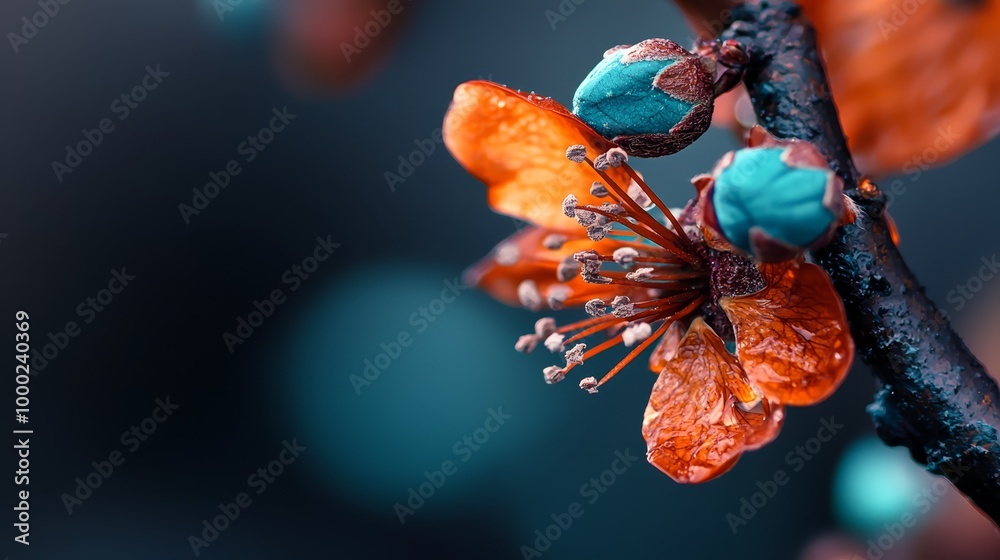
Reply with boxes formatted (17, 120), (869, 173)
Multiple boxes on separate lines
(443, 81), (631, 232)
(721, 261), (854, 406)
(464, 226), (646, 310)
(643, 318), (785, 483)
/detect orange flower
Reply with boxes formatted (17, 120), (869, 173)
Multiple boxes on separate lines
(444, 81), (854, 483)
(710, 0), (1000, 176)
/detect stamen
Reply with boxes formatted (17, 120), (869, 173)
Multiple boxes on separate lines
(625, 267), (654, 282)
(562, 194), (579, 218)
(622, 322), (652, 347)
(515, 334), (538, 353)
(613, 247), (639, 267)
(543, 366), (567, 384)
(566, 145), (587, 163)
(590, 181), (609, 197)
(544, 332), (566, 353)
(495, 243), (520, 266)
(542, 234), (567, 250)
(605, 147), (628, 168)
(585, 298), (607, 317)
(564, 343), (587, 365)
(579, 376), (599, 394)
(517, 280), (543, 311)
(535, 317), (557, 339)
(557, 257), (580, 282)
(611, 295), (635, 318)
(547, 285), (572, 310)
(593, 153), (611, 171)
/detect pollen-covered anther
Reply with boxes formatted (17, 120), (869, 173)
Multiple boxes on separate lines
(621, 322), (652, 347)
(590, 181), (609, 197)
(543, 366), (567, 385)
(494, 243), (520, 266)
(600, 202), (624, 215)
(613, 247), (639, 267)
(562, 194), (579, 218)
(564, 343), (587, 365)
(566, 144), (587, 163)
(593, 153), (611, 171)
(547, 285), (572, 310)
(584, 298), (607, 317)
(544, 332), (566, 353)
(580, 261), (611, 285)
(587, 223), (612, 241)
(611, 295), (635, 318)
(579, 376), (599, 394)
(517, 280), (543, 311)
(575, 209), (598, 227)
(542, 233), (567, 250)
(605, 147), (628, 168)
(534, 317), (557, 339)
(515, 334), (538, 353)
(556, 256), (580, 282)
(626, 267), (654, 282)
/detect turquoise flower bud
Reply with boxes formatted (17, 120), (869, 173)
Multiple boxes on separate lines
(573, 38), (715, 158)
(695, 130), (845, 262)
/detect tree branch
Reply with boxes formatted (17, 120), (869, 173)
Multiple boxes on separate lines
(711, 0), (1000, 524)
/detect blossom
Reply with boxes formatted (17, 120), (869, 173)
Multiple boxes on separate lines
(443, 80), (854, 483)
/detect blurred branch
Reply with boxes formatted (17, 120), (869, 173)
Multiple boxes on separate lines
(707, 0), (1000, 524)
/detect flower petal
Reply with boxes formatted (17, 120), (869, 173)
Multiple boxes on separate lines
(643, 318), (784, 483)
(795, 0), (1000, 176)
(463, 226), (645, 310)
(720, 260), (854, 406)
(443, 81), (631, 232)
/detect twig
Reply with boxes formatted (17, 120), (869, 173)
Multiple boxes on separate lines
(707, 0), (1000, 523)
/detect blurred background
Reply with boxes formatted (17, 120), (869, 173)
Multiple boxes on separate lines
(1, 0), (998, 558)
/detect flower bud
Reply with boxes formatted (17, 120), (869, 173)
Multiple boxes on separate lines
(696, 131), (845, 262)
(572, 38), (715, 158)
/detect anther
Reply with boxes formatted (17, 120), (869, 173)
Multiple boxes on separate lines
(544, 332), (566, 353)
(613, 247), (639, 267)
(566, 145), (587, 163)
(542, 233), (567, 250)
(622, 322), (652, 347)
(517, 280), (543, 311)
(585, 298), (607, 317)
(544, 366), (567, 384)
(564, 343), (587, 365)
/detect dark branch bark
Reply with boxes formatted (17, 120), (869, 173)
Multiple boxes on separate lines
(710, 0), (1000, 524)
